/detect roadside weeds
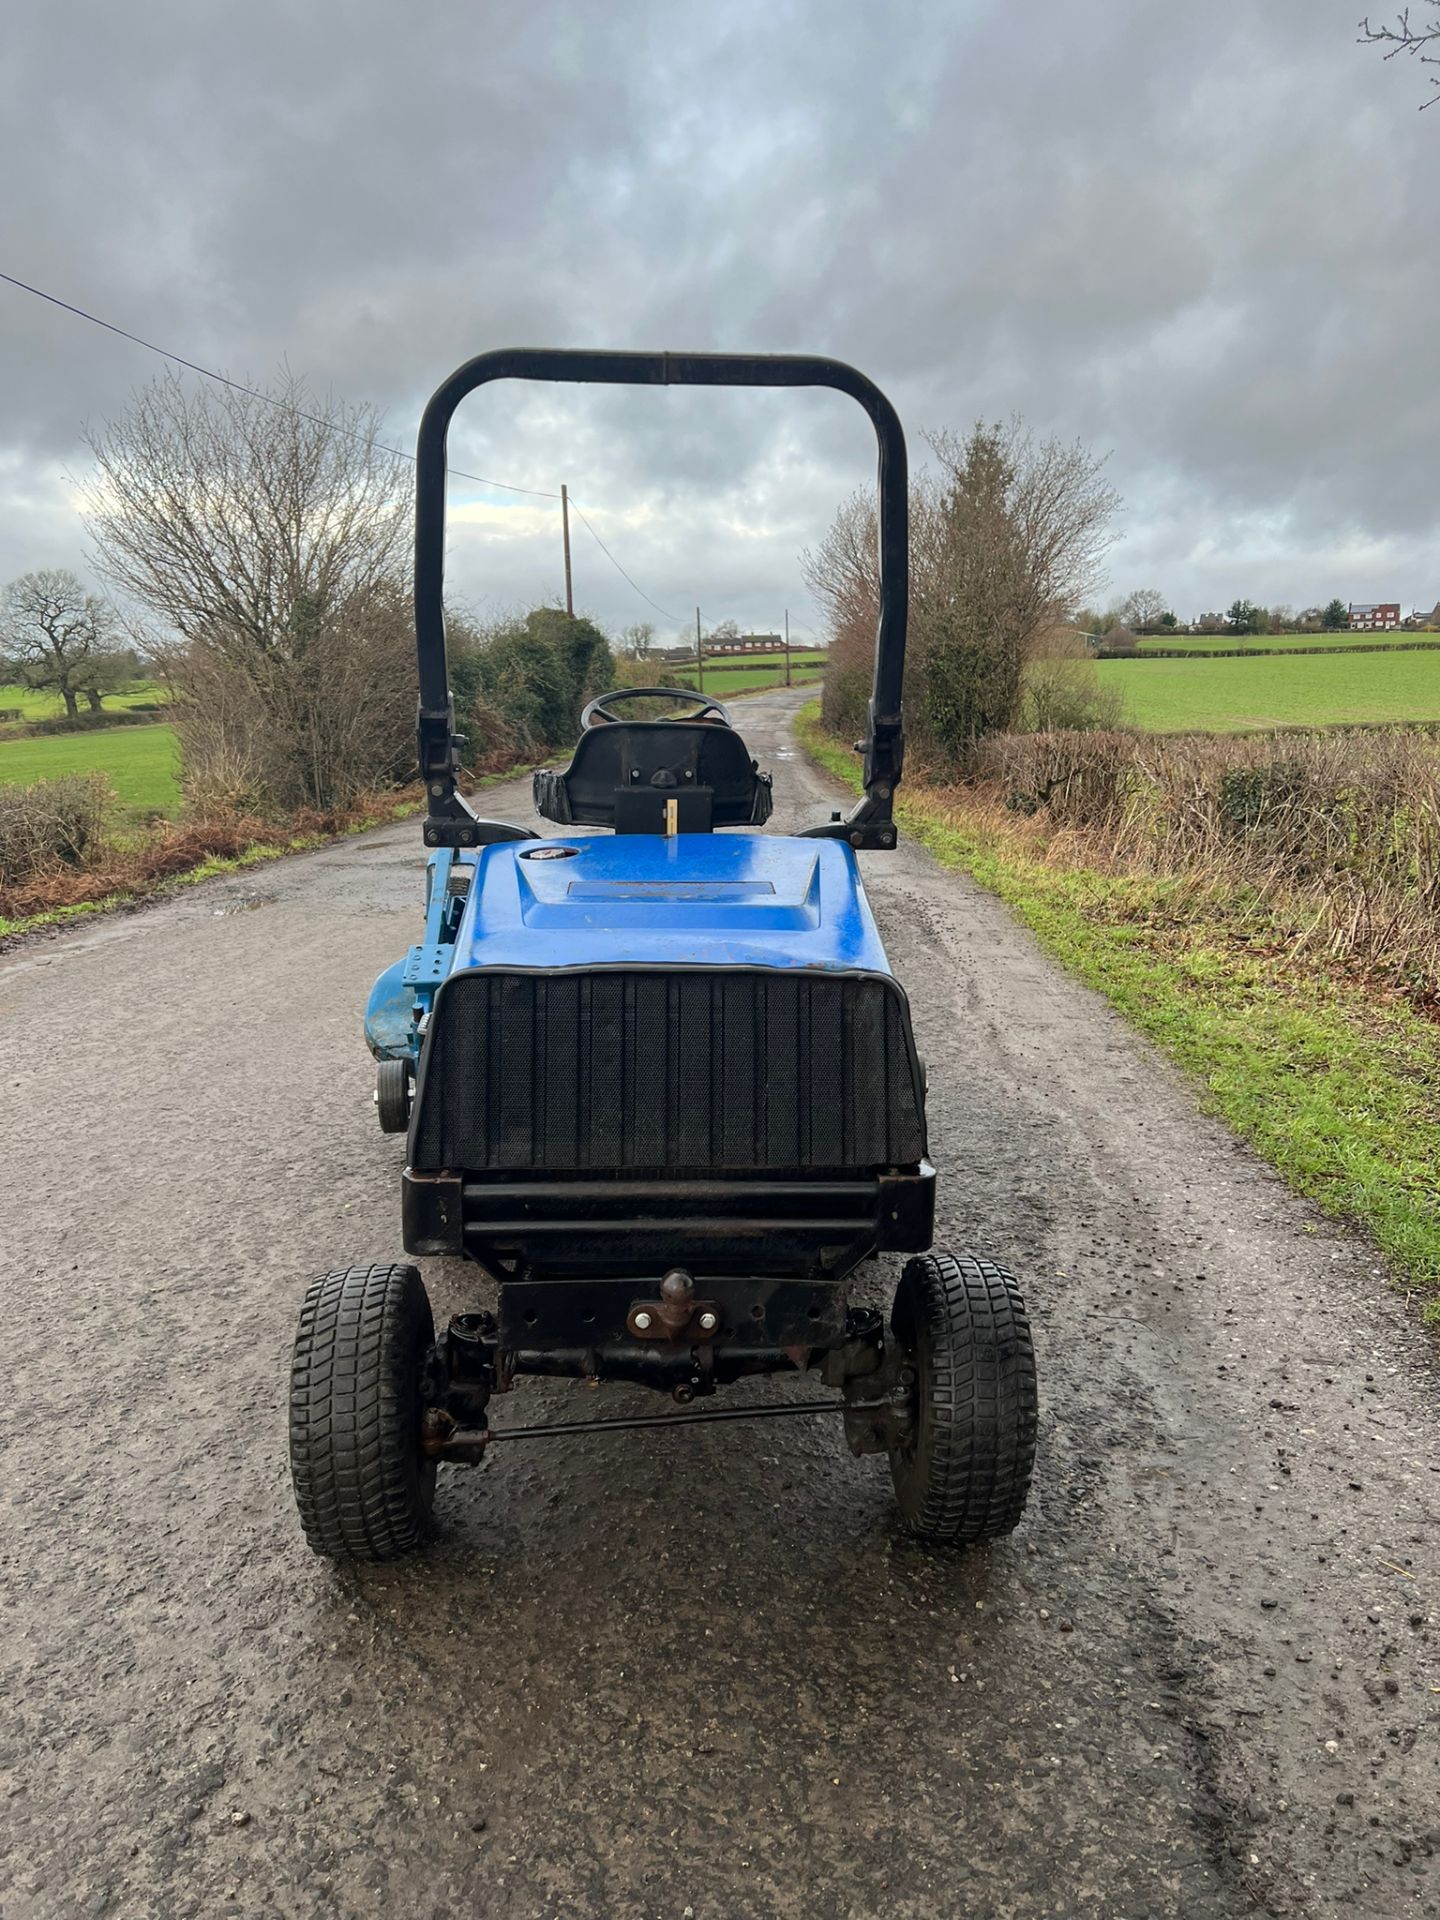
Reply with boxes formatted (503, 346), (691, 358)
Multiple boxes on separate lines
(797, 702), (1440, 1319)
(0, 760), (544, 947)
(0, 795), (421, 941)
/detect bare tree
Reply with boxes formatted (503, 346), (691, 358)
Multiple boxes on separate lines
(0, 569), (131, 718)
(1119, 587), (1170, 630)
(620, 621), (655, 660)
(915, 422), (1120, 761)
(174, 579), (419, 816)
(803, 492), (880, 639)
(80, 370), (413, 811)
(802, 491), (881, 733)
(1361, 10), (1440, 103)
(806, 422), (1120, 759)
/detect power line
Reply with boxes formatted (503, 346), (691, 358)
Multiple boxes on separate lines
(0, 265), (700, 627)
(567, 498), (684, 625)
(0, 268), (559, 499)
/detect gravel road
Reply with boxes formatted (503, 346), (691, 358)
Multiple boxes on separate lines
(2, 685), (1437, 1920)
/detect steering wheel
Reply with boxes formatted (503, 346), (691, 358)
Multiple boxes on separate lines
(580, 687), (733, 729)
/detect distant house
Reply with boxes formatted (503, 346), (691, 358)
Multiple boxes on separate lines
(1348, 601), (1401, 632)
(707, 632), (784, 655)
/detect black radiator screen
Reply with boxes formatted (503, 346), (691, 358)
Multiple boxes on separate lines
(410, 968), (926, 1173)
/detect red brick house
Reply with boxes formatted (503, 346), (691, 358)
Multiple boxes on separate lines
(1348, 602), (1401, 632)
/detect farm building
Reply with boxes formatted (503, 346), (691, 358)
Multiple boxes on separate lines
(1348, 602), (1401, 632)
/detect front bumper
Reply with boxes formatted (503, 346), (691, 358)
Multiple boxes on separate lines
(401, 1161), (936, 1280)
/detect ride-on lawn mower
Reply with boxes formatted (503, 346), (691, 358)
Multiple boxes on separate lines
(288, 350), (1038, 1561)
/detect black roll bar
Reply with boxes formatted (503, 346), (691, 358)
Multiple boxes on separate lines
(413, 349), (908, 850)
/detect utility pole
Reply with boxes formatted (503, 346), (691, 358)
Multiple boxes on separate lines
(784, 608), (791, 687)
(561, 485), (574, 617)
(695, 607), (704, 695)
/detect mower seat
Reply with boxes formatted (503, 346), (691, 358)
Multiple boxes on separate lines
(533, 720), (773, 832)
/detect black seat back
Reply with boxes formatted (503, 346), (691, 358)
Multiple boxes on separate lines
(534, 722), (773, 831)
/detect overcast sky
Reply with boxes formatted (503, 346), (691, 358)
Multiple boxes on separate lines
(2, 1), (1435, 639)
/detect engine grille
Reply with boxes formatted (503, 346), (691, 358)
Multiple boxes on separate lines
(410, 967), (926, 1174)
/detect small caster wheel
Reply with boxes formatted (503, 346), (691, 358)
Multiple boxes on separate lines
(289, 1263), (437, 1561)
(888, 1251), (1038, 1545)
(375, 1058), (412, 1133)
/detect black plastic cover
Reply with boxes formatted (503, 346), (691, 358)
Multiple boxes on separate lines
(409, 965), (926, 1175)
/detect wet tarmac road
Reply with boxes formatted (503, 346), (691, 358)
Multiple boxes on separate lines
(1, 686), (1437, 1919)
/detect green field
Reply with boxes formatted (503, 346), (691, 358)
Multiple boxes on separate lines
(1099, 649), (1440, 733)
(0, 679), (167, 722)
(0, 723), (181, 816)
(697, 649), (826, 669)
(1134, 634), (1429, 655)
(671, 649), (826, 697)
(693, 661), (825, 696)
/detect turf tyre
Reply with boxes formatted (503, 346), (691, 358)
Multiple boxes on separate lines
(290, 1263), (437, 1561)
(375, 1058), (412, 1134)
(889, 1251), (1037, 1545)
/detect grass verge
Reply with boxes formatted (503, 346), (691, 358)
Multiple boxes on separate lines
(796, 702), (1440, 1317)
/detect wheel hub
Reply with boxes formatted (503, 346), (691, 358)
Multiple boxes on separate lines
(820, 1307), (918, 1457)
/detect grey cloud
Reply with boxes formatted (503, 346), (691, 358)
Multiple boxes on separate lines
(2, 0), (1435, 630)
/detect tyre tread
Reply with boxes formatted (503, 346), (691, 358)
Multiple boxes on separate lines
(289, 1263), (436, 1562)
(890, 1251), (1038, 1545)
